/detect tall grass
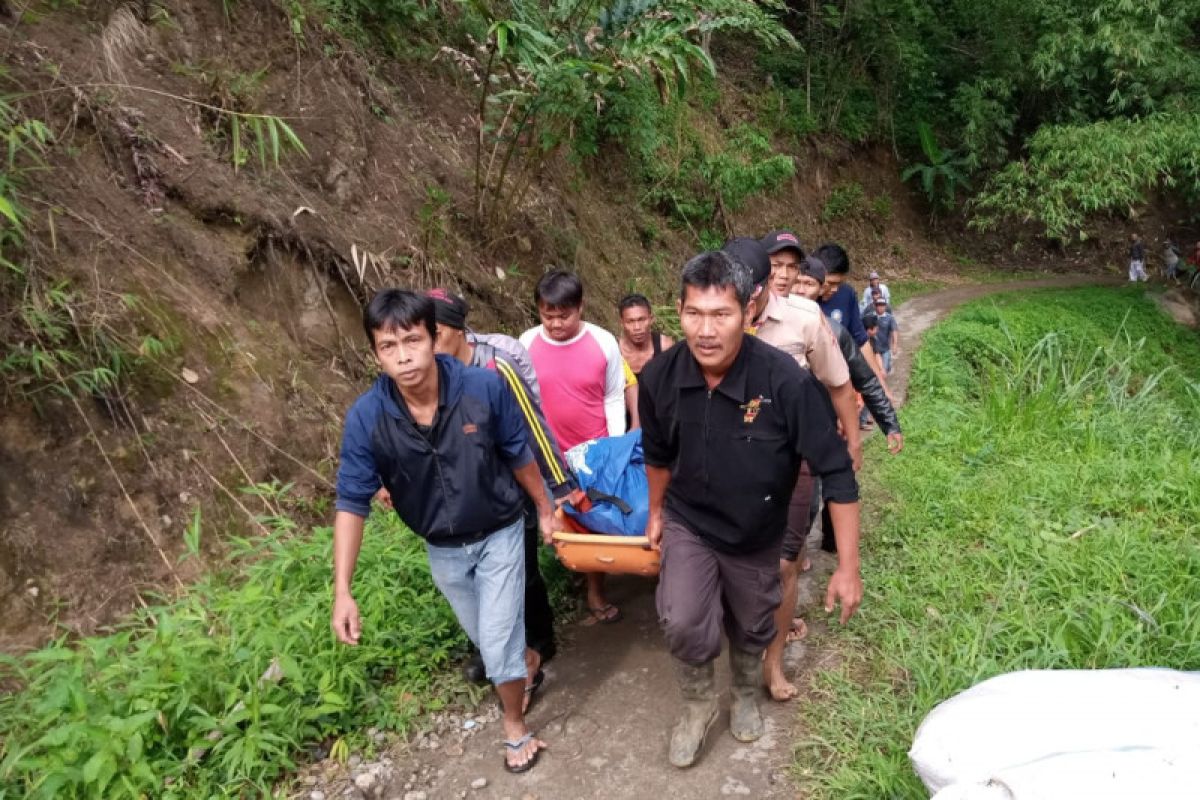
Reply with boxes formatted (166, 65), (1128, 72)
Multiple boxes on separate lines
(797, 287), (1200, 798)
(0, 507), (572, 798)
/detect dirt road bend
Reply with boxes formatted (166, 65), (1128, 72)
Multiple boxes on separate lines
(303, 274), (1119, 800)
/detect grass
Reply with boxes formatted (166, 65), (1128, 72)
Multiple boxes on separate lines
(0, 503), (574, 798)
(796, 286), (1200, 798)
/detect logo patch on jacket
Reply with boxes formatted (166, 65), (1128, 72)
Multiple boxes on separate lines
(462, 423), (478, 435)
(740, 396), (772, 424)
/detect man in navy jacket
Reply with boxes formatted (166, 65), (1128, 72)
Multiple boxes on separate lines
(331, 289), (554, 773)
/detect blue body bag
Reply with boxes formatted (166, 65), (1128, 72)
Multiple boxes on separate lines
(563, 430), (649, 536)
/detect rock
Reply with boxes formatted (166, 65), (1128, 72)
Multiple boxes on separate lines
(348, 755), (362, 768)
(462, 719), (477, 730)
(309, 792), (326, 800)
(403, 792), (427, 800)
(303, 776), (319, 786)
(180, 367), (200, 384)
(470, 777), (488, 790)
(26, 585), (38, 598)
(354, 773), (377, 793)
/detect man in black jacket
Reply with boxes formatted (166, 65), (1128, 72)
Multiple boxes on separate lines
(640, 251), (863, 768)
(331, 289), (555, 773)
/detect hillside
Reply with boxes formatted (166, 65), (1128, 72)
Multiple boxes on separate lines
(0, 0), (1073, 653)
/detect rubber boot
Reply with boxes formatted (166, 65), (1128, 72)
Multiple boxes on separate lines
(668, 658), (719, 768)
(728, 647), (765, 742)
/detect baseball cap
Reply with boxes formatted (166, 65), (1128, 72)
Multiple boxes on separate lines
(721, 237), (771, 286)
(869, 271), (880, 280)
(800, 256), (827, 284)
(426, 288), (469, 330)
(760, 230), (805, 257)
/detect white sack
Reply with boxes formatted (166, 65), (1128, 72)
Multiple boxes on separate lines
(910, 669), (1200, 798)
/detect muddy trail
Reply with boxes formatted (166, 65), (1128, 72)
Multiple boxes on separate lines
(301, 275), (1120, 800)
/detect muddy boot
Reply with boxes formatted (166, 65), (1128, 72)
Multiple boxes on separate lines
(728, 647), (765, 742)
(668, 658), (719, 768)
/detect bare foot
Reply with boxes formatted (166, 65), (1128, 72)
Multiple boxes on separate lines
(786, 618), (808, 642)
(799, 556), (813, 573)
(763, 660), (799, 702)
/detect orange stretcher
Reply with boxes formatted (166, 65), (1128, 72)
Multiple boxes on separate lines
(550, 509), (660, 577)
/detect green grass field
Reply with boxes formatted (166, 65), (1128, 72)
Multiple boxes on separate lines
(797, 286), (1200, 798)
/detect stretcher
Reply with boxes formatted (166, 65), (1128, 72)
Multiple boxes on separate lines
(550, 509), (660, 577)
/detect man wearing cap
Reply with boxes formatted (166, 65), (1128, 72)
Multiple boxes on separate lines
(640, 251), (862, 768)
(422, 289), (576, 698)
(725, 235), (861, 702)
(870, 298), (900, 375)
(859, 271), (891, 313)
(761, 230), (804, 297)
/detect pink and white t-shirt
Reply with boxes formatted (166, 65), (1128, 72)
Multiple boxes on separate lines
(519, 322), (626, 450)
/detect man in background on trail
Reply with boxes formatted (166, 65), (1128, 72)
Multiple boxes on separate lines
(423, 288), (576, 700)
(639, 251), (863, 768)
(520, 270), (627, 626)
(871, 298), (900, 375)
(761, 229), (803, 297)
(859, 271), (891, 313)
(617, 293), (675, 378)
(1129, 233), (1148, 283)
(723, 235), (860, 704)
(811, 243), (882, 385)
(331, 289), (554, 773)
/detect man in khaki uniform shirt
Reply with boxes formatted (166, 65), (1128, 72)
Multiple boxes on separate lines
(723, 235), (858, 702)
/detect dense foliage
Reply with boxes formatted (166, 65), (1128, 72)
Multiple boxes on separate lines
(798, 287), (1200, 796)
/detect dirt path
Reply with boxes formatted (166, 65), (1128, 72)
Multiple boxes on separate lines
(315, 274), (1120, 800)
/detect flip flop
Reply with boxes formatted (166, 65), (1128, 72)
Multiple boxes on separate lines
(582, 603), (622, 626)
(503, 732), (542, 774)
(523, 669), (545, 713)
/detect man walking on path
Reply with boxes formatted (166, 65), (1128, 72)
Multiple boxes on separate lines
(427, 288), (576, 695)
(520, 270), (626, 625)
(859, 271), (891, 313)
(639, 251), (863, 768)
(811, 243), (883, 383)
(332, 290), (555, 773)
(871, 298), (900, 375)
(1129, 233), (1148, 282)
(723, 235), (861, 703)
(761, 229), (804, 297)
(617, 293), (675, 378)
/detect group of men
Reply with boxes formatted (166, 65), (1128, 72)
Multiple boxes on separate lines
(328, 231), (903, 773)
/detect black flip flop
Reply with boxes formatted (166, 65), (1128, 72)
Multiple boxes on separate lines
(503, 732), (542, 774)
(523, 668), (545, 713)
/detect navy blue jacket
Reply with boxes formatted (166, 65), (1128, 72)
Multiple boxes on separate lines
(335, 355), (533, 546)
(819, 283), (868, 347)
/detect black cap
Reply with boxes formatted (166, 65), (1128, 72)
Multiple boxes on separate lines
(760, 230), (805, 257)
(721, 237), (771, 285)
(800, 256), (827, 284)
(426, 288), (469, 330)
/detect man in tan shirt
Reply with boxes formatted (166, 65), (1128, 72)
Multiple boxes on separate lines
(723, 235), (859, 702)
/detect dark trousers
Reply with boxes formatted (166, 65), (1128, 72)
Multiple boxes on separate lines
(656, 513), (781, 665)
(523, 504), (557, 662)
(781, 461), (814, 562)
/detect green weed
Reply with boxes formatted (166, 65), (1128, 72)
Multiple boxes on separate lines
(797, 287), (1200, 798)
(0, 508), (472, 798)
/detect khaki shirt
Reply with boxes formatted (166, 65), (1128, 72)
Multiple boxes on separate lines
(751, 292), (850, 388)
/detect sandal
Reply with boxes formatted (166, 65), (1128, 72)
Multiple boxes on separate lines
(523, 669), (545, 713)
(581, 603), (623, 626)
(503, 732), (543, 774)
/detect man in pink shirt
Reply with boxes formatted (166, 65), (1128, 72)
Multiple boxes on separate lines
(520, 270), (627, 624)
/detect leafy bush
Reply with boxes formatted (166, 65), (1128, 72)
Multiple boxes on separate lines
(820, 182), (866, 222)
(796, 287), (1200, 797)
(0, 511), (471, 798)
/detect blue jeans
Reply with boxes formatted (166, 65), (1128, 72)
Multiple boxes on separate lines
(425, 517), (527, 685)
(880, 349), (893, 374)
